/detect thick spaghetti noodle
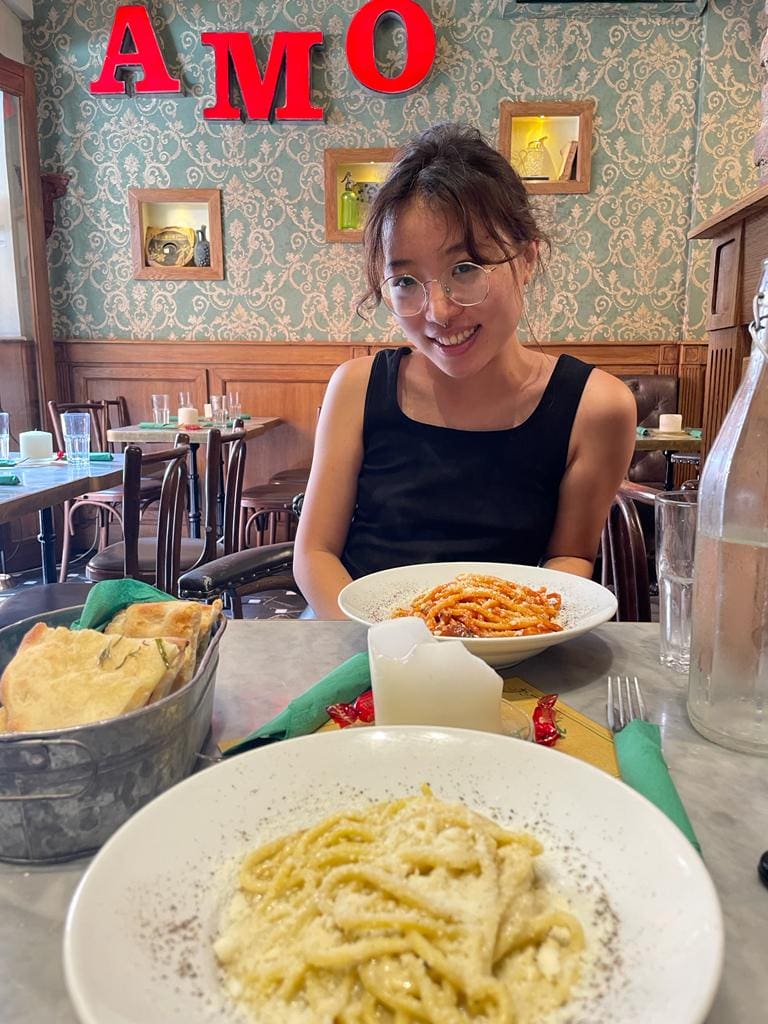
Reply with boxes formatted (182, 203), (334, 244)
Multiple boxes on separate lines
(214, 788), (585, 1023)
(391, 573), (563, 638)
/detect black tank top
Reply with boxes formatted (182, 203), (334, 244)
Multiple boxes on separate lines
(341, 347), (593, 578)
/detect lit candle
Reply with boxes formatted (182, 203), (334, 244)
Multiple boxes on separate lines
(177, 406), (199, 426)
(19, 430), (53, 460)
(658, 413), (683, 433)
(368, 617), (503, 733)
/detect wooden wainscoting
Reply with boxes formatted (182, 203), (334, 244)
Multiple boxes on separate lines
(1, 338), (707, 571)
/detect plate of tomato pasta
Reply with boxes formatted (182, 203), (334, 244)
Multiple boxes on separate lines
(338, 562), (618, 666)
(63, 727), (722, 1024)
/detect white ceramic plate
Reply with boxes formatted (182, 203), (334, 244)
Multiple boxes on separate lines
(338, 561), (618, 666)
(63, 728), (723, 1024)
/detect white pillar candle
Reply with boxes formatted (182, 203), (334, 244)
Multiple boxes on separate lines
(203, 403), (213, 419)
(177, 406), (199, 426)
(658, 413), (683, 433)
(368, 617), (504, 733)
(19, 430), (53, 460)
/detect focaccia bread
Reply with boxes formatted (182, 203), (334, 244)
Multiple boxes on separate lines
(105, 601), (203, 688)
(0, 623), (186, 732)
(197, 599), (223, 661)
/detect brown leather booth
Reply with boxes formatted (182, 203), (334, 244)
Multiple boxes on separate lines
(619, 374), (679, 488)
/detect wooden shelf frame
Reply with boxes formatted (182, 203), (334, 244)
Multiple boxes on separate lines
(498, 100), (595, 195)
(128, 187), (223, 280)
(324, 147), (398, 243)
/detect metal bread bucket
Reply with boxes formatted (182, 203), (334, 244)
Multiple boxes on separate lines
(0, 606), (225, 864)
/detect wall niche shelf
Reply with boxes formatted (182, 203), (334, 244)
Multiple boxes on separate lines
(498, 100), (595, 195)
(128, 187), (223, 280)
(324, 147), (397, 243)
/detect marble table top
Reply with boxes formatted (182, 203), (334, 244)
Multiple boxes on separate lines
(0, 620), (765, 1022)
(106, 415), (281, 446)
(634, 432), (701, 452)
(0, 455), (125, 524)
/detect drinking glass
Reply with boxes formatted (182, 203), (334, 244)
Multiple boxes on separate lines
(178, 390), (192, 409)
(151, 393), (170, 425)
(655, 490), (697, 672)
(62, 411), (91, 470)
(0, 412), (9, 462)
(226, 390), (242, 421)
(210, 394), (228, 426)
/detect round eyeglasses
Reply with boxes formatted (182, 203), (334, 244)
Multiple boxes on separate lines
(380, 261), (502, 318)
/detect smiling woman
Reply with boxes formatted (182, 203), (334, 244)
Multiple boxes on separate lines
(293, 123), (637, 619)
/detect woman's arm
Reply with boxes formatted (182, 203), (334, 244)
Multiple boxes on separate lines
(543, 370), (637, 579)
(292, 356), (373, 618)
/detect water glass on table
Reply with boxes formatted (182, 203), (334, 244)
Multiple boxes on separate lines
(655, 490), (697, 673)
(62, 411), (91, 470)
(178, 390), (192, 409)
(226, 390), (241, 421)
(0, 412), (9, 462)
(210, 395), (228, 426)
(151, 393), (170, 425)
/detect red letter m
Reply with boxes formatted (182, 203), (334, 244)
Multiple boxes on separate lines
(202, 31), (324, 121)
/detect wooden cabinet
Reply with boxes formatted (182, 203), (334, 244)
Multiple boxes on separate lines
(689, 182), (768, 457)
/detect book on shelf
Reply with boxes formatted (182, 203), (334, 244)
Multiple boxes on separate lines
(559, 141), (578, 181)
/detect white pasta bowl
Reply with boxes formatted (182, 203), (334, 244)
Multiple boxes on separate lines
(63, 728), (723, 1024)
(338, 561), (618, 666)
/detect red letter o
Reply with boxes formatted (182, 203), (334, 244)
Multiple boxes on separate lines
(346, 0), (436, 94)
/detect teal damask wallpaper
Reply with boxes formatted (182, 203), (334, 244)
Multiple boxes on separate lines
(23, 0), (764, 343)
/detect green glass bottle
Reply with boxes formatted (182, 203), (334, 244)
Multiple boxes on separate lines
(340, 171), (359, 231)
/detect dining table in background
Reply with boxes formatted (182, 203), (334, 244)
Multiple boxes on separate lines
(635, 430), (702, 489)
(106, 416), (281, 540)
(0, 619), (764, 1023)
(0, 456), (125, 584)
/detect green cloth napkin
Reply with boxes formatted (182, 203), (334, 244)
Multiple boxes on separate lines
(636, 427), (650, 437)
(60, 452), (114, 462)
(687, 427), (702, 439)
(70, 578), (176, 631)
(0, 460), (16, 467)
(137, 421), (175, 429)
(0, 473), (20, 485)
(223, 652), (371, 757)
(614, 719), (701, 853)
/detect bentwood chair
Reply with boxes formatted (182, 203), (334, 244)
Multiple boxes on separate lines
(179, 493), (304, 616)
(47, 399), (162, 581)
(600, 492), (652, 623)
(86, 427), (247, 594)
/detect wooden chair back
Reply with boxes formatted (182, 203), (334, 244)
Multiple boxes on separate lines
(601, 492), (652, 622)
(122, 435), (189, 594)
(192, 425), (248, 567)
(47, 399), (107, 453)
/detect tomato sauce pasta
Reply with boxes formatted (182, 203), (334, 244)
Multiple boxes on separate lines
(391, 573), (563, 638)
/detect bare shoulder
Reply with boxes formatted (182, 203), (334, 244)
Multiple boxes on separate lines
(578, 367), (637, 431)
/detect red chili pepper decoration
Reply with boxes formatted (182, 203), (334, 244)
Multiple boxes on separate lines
(326, 701), (358, 728)
(354, 689), (375, 723)
(532, 693), (563, 747)
(326, 689), (376, 728)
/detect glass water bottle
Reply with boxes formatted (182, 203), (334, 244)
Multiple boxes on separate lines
(340, 172), (359, 231)
(687, 258), (768, 755)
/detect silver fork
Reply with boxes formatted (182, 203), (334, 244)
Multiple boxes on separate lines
(607, 675), (648, 732)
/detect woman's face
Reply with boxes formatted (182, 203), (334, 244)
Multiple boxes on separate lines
(380, 198), (536, 380)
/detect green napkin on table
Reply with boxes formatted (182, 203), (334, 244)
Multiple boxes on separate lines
(60, 452), (114, 462)
(0, 460), (16, 467)
(614, 719), (701, 853)
(0, 473), (20, 485)
(70, 578), (176, 631)
(137, 421), (175, 429)
(223, 652), (371, 757)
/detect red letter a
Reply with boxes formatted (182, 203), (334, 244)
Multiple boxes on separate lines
(90, 5), (181, 95)
(202, 31), (324, 121)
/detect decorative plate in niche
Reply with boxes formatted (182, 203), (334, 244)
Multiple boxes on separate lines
(145, 226), (195, 268)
